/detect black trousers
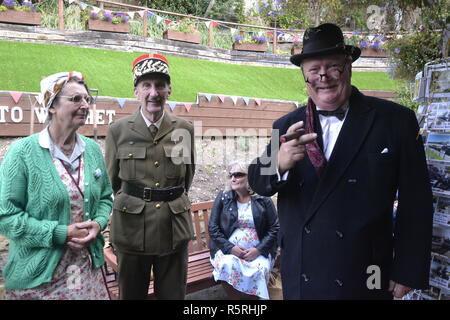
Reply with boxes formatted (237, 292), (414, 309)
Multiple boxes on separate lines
(116, 245), (188, 300)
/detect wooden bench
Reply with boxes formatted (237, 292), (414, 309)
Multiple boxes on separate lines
(103, 200), (215, 300)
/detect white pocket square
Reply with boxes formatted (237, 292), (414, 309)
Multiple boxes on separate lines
(381, 148), (389, 154)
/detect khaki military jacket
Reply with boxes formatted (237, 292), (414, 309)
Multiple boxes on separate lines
(105, 108), (195, 255)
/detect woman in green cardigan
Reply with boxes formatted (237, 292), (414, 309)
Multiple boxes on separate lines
(0, 72), (113, 299)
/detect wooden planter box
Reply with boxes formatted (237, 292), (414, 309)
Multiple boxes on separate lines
(232, 42), (268, 52)
(291, 46), (302, 55)
(163, 30), (201, 44)
(360, 48), (388, 57)
(0, 10), (41, 26)
(87, 19), (130, 33)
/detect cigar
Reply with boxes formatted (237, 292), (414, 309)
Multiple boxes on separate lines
(279, 128), (305, 143)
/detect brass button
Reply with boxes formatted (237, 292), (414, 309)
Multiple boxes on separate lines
(154, 161), (160, 167)
(155, 182), (160, 187)
(155, 204), (161, 209)
(128, 153), (133, 158)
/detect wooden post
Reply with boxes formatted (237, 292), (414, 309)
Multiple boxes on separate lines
(58, 0), (64, 30)
(143, 10), (148, 38)
(208, 22), (214, 47)
(272, 28), (277, 53)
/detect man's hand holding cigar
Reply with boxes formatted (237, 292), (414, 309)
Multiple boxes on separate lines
(278, 121), (317, 175)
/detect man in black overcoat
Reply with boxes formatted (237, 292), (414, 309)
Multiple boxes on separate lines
(248, 23), (433, 300)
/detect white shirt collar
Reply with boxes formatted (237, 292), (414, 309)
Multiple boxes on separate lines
(140, 108), (165, 129)
(39, 126), (85, 164)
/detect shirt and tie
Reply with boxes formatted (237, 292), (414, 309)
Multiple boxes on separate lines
(140, 108), (165, 138)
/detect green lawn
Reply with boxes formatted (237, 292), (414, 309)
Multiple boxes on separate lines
(0, 41), (396, 102)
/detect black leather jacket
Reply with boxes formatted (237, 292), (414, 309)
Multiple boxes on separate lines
(208, 190), (280, 259)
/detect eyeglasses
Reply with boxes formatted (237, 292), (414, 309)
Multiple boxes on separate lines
(228, 172), (247, 179)
(303, 61), (348, 84)
(59, 94), (94, 105)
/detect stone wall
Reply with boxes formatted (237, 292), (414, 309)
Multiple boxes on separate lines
(0, 23), (390, 72)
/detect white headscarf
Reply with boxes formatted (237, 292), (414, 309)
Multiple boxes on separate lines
(37, 71), (84, 110)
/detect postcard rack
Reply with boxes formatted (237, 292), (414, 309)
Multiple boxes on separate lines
(411, 58), (450, 300)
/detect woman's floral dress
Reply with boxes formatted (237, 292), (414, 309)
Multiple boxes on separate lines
(211, 201), (273, 299)
(5, 157), (109, 300)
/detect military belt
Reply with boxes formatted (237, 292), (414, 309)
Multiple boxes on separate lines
(122, 182), (184, 202)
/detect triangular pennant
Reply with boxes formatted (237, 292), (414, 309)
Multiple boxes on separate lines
(10, 91), (22, 104)
(255, 98), (262, 106)
(105, 10), (112, 15)
(68, 0), (75, 4)
(204, 21), (211, 29)
(79, 1), (88, 10)
(218, 95), (225, 103)
(243, 97), (250, 106)
(267, 31), (272, 37)
(147, 11), (154, 18)
(231, 96), (238, 105)
(155, 15), (163, 24)
(230, 28), (237, 35)
(117, 98), (126, 109)
(212, 22), (219, 28)
(137, 10), (144, 18)
(168, 101), (177, 111)
(165, 19), (172, 25)
(184, 103), (192, 112)
(91, 6), (101, 14)
(204, 94), (212, 102)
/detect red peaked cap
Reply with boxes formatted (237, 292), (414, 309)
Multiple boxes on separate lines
(132, 53), (170, 86)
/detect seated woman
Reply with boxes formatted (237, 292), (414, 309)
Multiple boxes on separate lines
(0, 72), (113, 300)
(208, 161), (279, 300)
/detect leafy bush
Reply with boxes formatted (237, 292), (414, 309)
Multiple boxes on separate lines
(384, 25), (443, 81)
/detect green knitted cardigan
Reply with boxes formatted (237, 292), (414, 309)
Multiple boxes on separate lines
(0, 133), (113, 290)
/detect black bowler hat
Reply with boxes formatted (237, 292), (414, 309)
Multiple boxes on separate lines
(290, 23), (361, 66)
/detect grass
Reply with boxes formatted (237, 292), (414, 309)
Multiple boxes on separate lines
(0, 41), (396, 103)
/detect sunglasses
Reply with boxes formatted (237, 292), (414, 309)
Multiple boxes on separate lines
(228, 172), (247, 178)
(59, 94), (94, 105)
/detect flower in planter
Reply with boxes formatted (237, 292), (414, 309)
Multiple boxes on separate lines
(89, 11), (99, 20)
(168, 19), (198, 34)
(234, 33), (267, 44)
(102, 12), (113, 22)
(0, 0), (36, 12)
(90, 11), (129, 24)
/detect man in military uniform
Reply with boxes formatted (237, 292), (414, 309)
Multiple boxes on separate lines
(105, 53), (196, 300)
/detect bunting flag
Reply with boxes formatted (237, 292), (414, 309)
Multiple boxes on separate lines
(230, 28), (238, 36)
(165, 19), (172, 25)
(168, 101), (177, 111)
(204, 94), (212, 102)
(258, 31), (263, 37)
(267, 31), (273, 37)
(240, 30), (245, 35)
(10, 91), (22, 104)
(91, 6), (101, 14)
(218, 95), (225, 103)
(126, 11), (136, 19)
(212, 22), (219, 28)
(231, 96), (238, 105)
(117, 98), (126, 109)
(243, 97), (250, 106)
(147, 11), (154, 18)
(255, 98), (262, 106)
(78, 1), (88, 10)
(204, 21), (211, 29)
(137, 10), (144, 18)
(184, 103), (192, 112)
(68, 0), (76, 4)
(155, 15), (163, 24)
